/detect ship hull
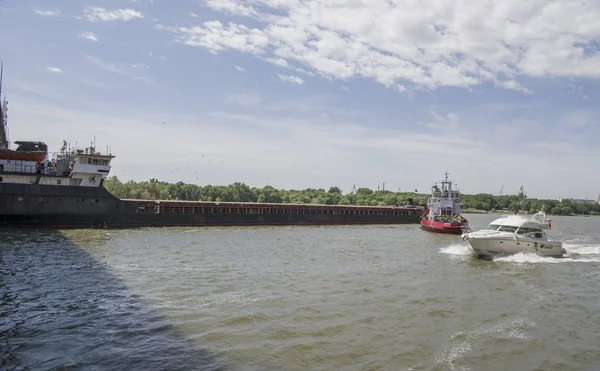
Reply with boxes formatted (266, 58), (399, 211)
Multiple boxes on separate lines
(420, 216), (466, 234)
(0, 182), (421, 229)
(0, 213), (420, 229)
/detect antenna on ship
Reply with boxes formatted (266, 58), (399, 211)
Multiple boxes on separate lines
(0, 60), (8, 150)
(0, 60), (3, 99)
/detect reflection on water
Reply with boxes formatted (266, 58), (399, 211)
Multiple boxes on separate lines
(2, 214), (600, 370)
(0, 230), (223, 370)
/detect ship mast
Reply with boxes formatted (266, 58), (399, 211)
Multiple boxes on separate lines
(0, 61), (8, 149)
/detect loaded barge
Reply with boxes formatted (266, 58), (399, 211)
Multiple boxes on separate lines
(0, 76), (420, 229)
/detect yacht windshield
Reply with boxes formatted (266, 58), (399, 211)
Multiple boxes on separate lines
(486, 224), (501, 231)
(498, 225), (518, 233)
(517, 227), (543, 235)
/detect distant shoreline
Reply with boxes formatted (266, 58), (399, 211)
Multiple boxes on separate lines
(463, 209), (600, 217)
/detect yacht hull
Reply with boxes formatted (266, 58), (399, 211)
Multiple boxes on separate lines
(465, 236), (565, 259)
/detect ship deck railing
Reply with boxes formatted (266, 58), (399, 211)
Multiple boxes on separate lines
(0, 163), (71, 177)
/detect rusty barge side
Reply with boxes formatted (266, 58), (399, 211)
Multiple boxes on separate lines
(117, 199), (422, 228)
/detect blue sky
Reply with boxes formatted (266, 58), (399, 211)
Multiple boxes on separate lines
(1, 0), (599, 199)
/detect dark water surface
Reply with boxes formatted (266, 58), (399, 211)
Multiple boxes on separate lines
(2, 214), (600, 370)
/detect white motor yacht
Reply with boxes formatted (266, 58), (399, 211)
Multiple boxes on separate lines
(462, 212), (565, 259)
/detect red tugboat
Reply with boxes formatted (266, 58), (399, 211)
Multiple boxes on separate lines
(420, 172), (468, 234)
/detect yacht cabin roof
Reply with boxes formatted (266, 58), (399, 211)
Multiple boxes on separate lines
(489, 215), (543, 228)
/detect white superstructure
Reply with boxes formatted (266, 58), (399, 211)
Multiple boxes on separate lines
(422, 172), (465, 224)
(0, 142), (114, 188)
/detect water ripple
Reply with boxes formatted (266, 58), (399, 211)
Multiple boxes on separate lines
(2, 216), (600, 370)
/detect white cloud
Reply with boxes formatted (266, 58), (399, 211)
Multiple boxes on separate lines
(132, 63), (150, 70)
(32, 7), (60, 16)
(143, 51), (167, 61)
(424, 111), (460, 130)
(204, 0), (259, 17)
(84, 7), (144, 22)
(560, 110), (596, 128)
(159, 0), (600, 92)
(84, 55), (125, 74)
(84, 55), (155, 85)
(226, 91), (261, 105)
(234, 65), (245, 71)
(278, 74), (304, 85)
(78, 31), (99, 42)
(45, 67), (63, 74)
(158, 21), (268, 54)
(531, 142), (600, 156)
(264, 57), (288, 67)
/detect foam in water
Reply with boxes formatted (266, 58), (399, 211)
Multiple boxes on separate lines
(494, 247), (600, 264)
(440, 244), (473, 257)
(494, 252), (563, 264)
(563, 244), (600, 255)
(435, 318), (534, 370)
(440, 241), (600, 264)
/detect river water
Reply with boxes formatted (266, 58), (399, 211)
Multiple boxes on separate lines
(2, 214), (600, 370)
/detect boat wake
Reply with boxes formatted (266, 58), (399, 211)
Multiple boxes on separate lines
(439, 244), (473, 257)
(440, 242), (600, 264)
(494, 243), (600, 264)
(435, 318), (535, 371)
(563, 243), (600, 255)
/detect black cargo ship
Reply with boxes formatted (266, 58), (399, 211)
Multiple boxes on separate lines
(0, 182), (422, 228)
(0, 70), (421, 228)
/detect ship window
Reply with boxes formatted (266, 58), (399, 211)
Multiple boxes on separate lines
(498, 225), (518, 233)
(88, 158), (92, 164)
(57, 179), (61, 185)
(0, 176), (2, 182)
(518, 227), (543, 235)
(486, 224), (501, 231)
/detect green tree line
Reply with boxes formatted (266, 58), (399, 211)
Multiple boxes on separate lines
(104, 176), (600, 216)
(461, 193), (600, 216)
